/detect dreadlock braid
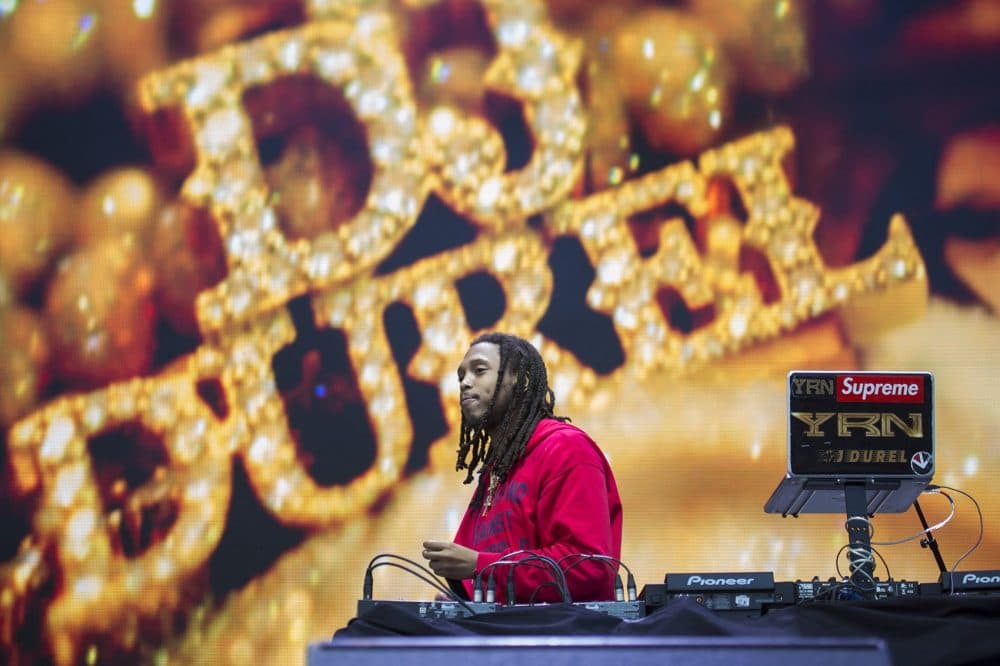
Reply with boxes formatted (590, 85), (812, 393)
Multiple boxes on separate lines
(455, 333), (568, 490)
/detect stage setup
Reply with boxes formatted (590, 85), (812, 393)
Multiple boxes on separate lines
(1, 1), (998, 665)
(315, 370), (1000, 665)
(320, 594), (1000, 666)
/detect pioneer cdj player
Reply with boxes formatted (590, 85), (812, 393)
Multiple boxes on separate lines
(640, 570), (926, 615)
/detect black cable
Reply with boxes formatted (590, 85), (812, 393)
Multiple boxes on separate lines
(369, 561), (455, 599)
(557, 553), (634, 581)
(512, 551), (571, 601)
(560, 556), (618, 600)
(809, 581), (853, 602)
(528, 581), (562, 605)
(475, 559), (551, 601)
(366, 554), (438, 591)
(368, 552), (464, 590)
(476, 553), (570, 603)
(557, 553), (636, 601)
(364, 553), (479, 615)
(366, 552), (435, 575)
(503, 555), (570, 602)
(834, 543), (893, 593)
(475, 548), (530, 591)
(368, 562), (479, 615)
(803, 513), (895, 605)
(873, 546), (893, 588)
(521, 553), (571, 602)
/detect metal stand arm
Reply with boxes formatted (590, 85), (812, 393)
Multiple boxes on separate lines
(844, 483), (875, 599)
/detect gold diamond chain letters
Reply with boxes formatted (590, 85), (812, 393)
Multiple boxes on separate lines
(2, 1), (926, 662)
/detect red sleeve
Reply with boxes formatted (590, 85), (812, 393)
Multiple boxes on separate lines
(479, 441), (619, 603)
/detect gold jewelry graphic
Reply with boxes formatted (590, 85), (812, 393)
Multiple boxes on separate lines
(2, 1), (926, 663)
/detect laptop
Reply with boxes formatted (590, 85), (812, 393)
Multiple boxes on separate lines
(764, 370), (935, 516)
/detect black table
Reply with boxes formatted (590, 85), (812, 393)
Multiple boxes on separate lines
(321, 595), (1000, 665)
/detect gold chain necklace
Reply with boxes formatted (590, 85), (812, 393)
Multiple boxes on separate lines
(481, 472), (500, 516)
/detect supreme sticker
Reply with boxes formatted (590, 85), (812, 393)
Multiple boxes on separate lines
(836, 374), (925, 403)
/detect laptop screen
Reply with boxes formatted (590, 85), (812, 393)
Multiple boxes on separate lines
(787, 371), (934, 478)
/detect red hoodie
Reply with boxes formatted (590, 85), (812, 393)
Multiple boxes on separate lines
(453, 418), (623, 604)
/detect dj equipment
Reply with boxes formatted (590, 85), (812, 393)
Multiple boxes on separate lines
(920, 570), (1000, 596)
(791, 577), (920, 601)
(571, 600), (645, 620)
(641, 572), (795, 616)
(356, 599), (645, 620)
(765, 371), (936, 597)
(359, 552), (645, 623)
(643, 571), (932, 614)
(356, 599), (498, 620)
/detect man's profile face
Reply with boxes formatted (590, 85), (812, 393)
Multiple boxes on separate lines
(457, 341), (515, 425)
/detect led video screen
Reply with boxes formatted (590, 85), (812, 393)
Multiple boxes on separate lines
(1, 1), (997, 663)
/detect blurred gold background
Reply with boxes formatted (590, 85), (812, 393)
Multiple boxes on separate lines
(1, 0), (998, 664)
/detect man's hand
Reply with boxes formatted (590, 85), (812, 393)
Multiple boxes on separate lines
(421, 541), (478, 579)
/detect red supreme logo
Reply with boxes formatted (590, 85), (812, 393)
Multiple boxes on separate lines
(837, 374), (925, 403)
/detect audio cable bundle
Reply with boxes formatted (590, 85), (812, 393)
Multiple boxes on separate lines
(473, 551), (570, 604)
(361, 550), (641, 615)
(362, 553), (477, 612)
(812, 484), (984, 601)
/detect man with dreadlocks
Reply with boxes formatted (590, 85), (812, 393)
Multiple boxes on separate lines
(421, 332), (623, 604)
